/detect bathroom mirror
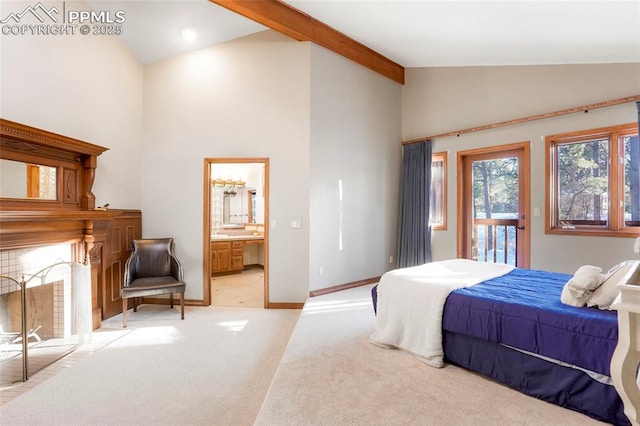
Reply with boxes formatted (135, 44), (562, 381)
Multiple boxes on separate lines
(210, 161), (265, 233)
(223, 187), (251, 226)
(0, 159), (57, 200)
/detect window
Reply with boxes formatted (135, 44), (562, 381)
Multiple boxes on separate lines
(248, 189), (257, 223)
(546, 122), (639, 237)
(430, 152), (447, 230)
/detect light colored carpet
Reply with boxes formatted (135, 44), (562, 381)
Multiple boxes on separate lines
(1, 342), (75, 386)
(255, 284), (605, 426)
(0, 285), (610, 425)
(0, 304), (300, 425)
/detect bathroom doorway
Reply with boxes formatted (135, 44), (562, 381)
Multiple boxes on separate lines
(203, 158), (269, 308)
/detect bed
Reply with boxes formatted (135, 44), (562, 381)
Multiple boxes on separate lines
(370, 259), (639, 426)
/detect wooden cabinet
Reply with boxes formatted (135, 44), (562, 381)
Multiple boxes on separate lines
(231, 241), (244, 271)
(211, 240), (244, 274)
(211, 241), (231, 272)
(100, 210), (142, 320)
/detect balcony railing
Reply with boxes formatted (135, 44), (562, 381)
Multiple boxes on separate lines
(472, 218), (518, 266)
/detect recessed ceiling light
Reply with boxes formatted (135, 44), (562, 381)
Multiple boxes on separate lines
(181, 28), (197, 42)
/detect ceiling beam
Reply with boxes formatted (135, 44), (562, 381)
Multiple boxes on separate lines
(210, 0), (405, 85)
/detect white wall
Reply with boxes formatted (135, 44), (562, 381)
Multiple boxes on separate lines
(309, 45), (402, 291)
(10, 3), (633, 300)
(402, 64), (640, 273)
(142, 31), (311, 302)
(1, 16), (400, 302)
(0, 1), (143, 209)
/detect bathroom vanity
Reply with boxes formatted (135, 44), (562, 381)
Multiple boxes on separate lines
(210, 233), (264, 275)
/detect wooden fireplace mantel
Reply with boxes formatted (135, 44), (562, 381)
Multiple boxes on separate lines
(0, 118), (117, 249)
(0, 118), (118, 328)
(0, 209), (122, 249)
(0, 118), (108, 211)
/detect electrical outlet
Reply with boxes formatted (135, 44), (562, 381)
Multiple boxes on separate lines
(389, 256), (394, 264)
(319, 266), (324, 276)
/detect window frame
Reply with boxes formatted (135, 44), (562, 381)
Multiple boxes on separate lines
(430, 151), (447, 230)
(545, 122), (639, 237)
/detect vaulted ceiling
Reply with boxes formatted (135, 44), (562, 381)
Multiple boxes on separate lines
(86, 0), (640, 83)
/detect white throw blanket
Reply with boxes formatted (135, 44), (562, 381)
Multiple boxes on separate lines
(370, 259), (515, 368)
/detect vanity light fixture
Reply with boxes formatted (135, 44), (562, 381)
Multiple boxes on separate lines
(212, 178), (245, 189)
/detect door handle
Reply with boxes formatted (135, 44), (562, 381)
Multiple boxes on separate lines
(516, 226), (525, 230)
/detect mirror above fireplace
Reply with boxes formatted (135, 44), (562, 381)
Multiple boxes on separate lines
(0, 159), (57, 200)
(0, 118), (108, 211)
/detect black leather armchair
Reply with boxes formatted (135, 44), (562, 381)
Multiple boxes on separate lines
(121, 238), (186, 328)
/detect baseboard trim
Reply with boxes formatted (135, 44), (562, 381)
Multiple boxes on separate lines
(309, 276), (380, 297)
(244, 264), (264, 270)
(141, 297), (301, 309)
(267, 302), (304, 309)
(139, 277), (379, 308)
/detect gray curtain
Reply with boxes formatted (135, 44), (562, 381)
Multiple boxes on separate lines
(397, 140), (432, 268)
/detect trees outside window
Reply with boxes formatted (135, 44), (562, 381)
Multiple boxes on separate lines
(473, 157), (519, 220)
(546, 122), (639, 237)
(624, 134), (640, 227)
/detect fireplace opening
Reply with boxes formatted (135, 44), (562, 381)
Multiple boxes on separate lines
(0, 244), (91, 386)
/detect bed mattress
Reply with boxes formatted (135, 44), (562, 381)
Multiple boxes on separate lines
(442, 267), (618, 376)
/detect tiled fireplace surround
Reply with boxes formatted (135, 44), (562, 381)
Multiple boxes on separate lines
(0, 244), (74, 339)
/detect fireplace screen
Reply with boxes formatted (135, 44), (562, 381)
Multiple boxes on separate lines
(0, 245), (92, 386)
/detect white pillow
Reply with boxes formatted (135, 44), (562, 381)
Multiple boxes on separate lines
(586, 261), (635, 310)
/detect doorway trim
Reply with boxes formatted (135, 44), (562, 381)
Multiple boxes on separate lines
(203, 157), (269, 307)
(456, 141), (530, 268)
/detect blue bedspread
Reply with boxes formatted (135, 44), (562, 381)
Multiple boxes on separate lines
(442, 268), (618, 376)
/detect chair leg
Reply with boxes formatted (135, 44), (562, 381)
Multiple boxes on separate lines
(170, 293), (174, 309)
(180, 292), (185, 320)
(122, 297), (128, 328)
(133, 297), (137, 312)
